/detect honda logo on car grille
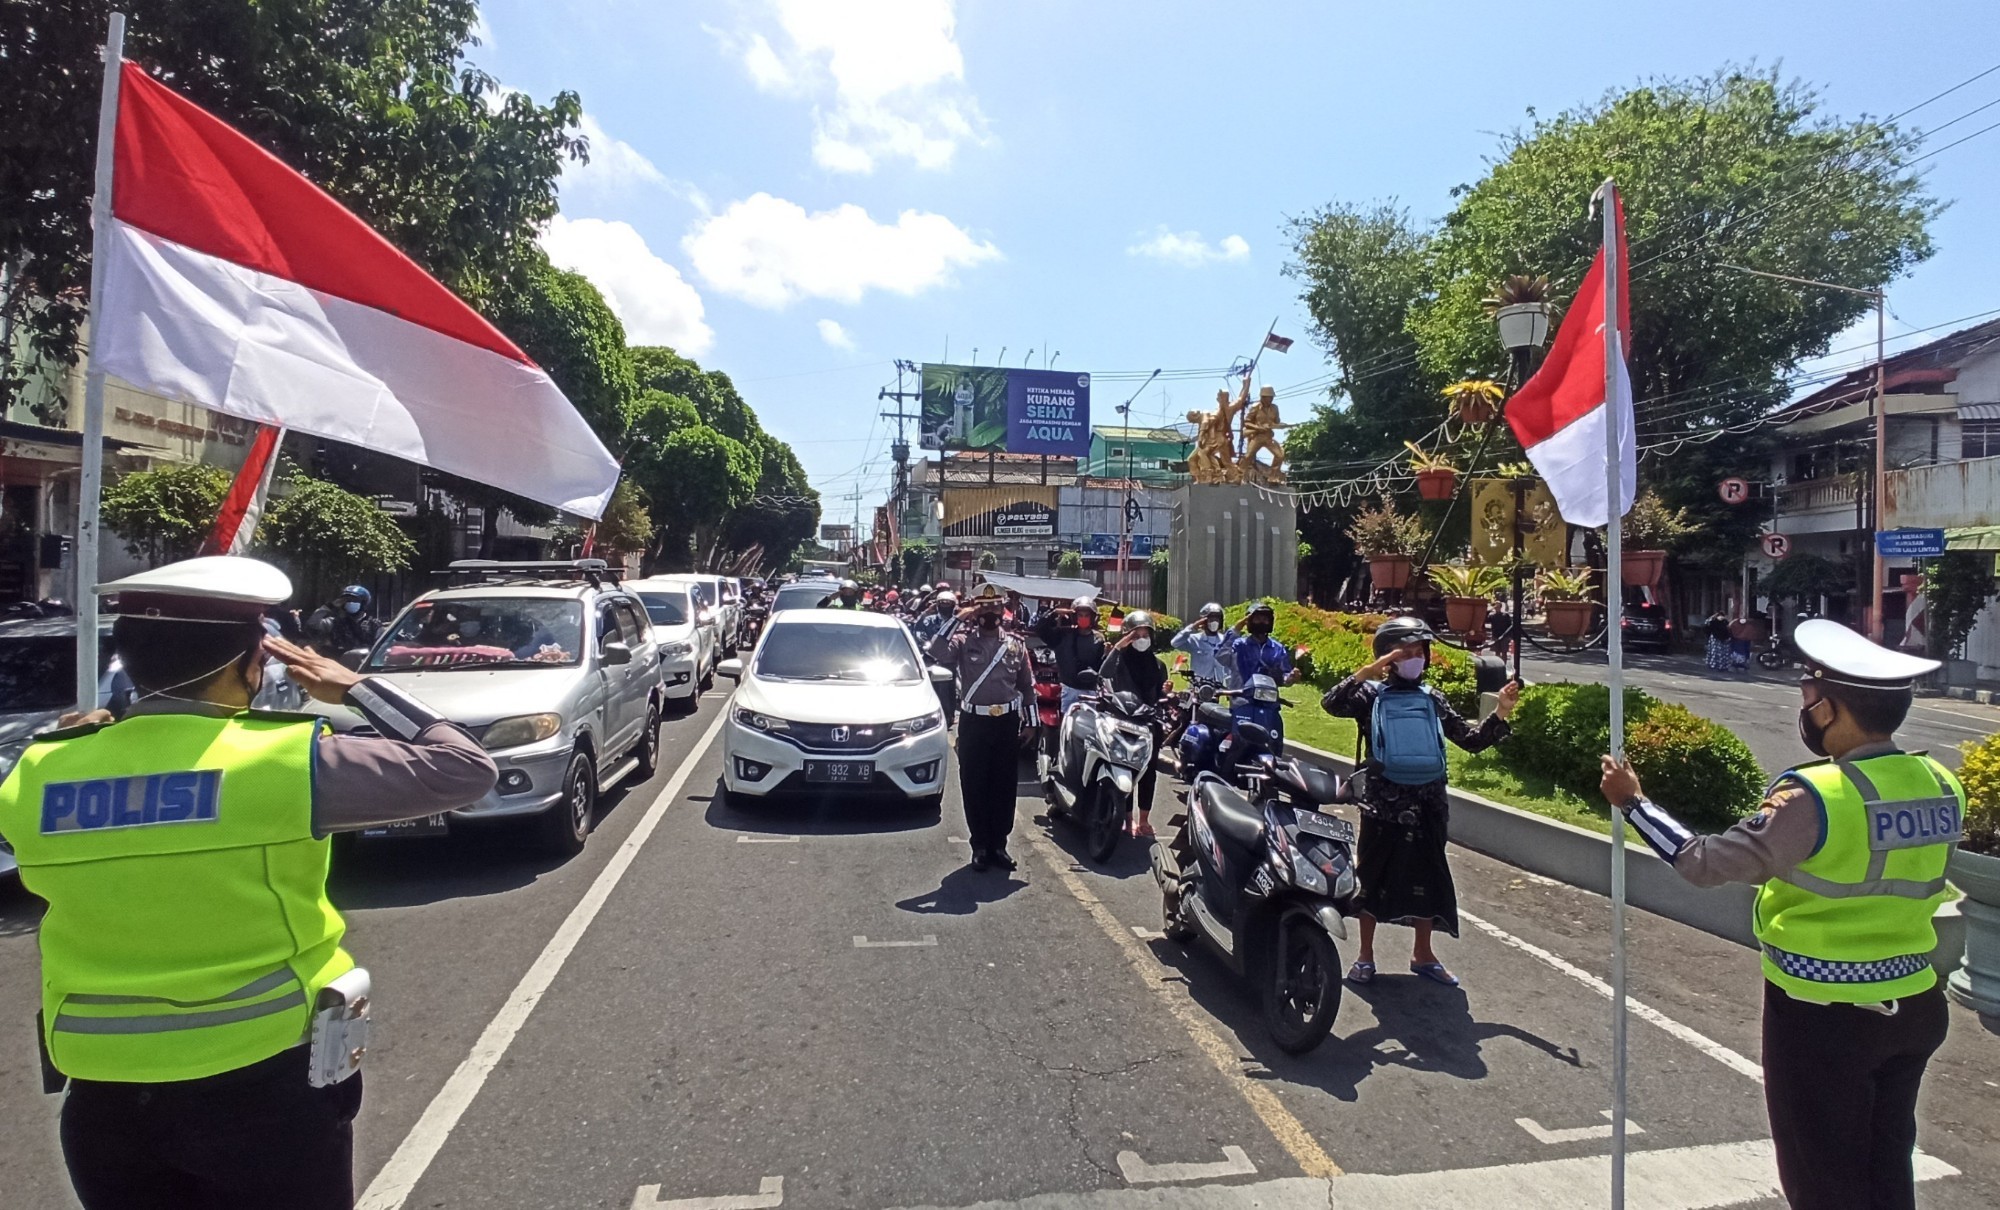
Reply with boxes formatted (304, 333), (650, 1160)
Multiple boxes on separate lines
(831, 726), (848, 743)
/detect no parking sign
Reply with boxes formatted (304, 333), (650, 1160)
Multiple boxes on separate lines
(1761, 532), (1791, 559)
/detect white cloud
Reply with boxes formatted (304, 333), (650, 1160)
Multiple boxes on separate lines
(564, 110), (667, 196)
(721, 0), (988, 173)
(1126, 227), (1251, 267)
(684, 192), (1000, 308)
(541, 215), (714, 354)
(817, 319), (856, 350)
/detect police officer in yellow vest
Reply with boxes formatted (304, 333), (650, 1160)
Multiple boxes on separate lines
(0, 556), (498, 1209)
(1599, 619), (1962, 1210)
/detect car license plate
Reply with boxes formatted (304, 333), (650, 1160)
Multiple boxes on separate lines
(1295, 810), (1354, 845)
(804, 760), (874, 784)
(360, 813), (449, 839)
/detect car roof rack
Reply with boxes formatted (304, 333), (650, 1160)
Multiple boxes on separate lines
(437, 558), (622, 588)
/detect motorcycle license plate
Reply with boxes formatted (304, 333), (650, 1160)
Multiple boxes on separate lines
(361, 813), (449, 839)
(1295, 810), (1354, 845)
(804, 760), (874, 784)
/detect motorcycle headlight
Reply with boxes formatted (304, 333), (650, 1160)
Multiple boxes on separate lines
(732, 707), (791, 732)
(481, 713), (563, 750)
(1290, 850), (1328, 894)
(1098, 718), (1150, 763)
(891, 711), (944, 736)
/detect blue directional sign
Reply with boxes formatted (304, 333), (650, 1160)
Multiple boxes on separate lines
(1875, 528), (1947, 557)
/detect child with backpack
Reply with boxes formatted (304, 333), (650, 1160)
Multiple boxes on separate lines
(1320, 616), (1519, 987)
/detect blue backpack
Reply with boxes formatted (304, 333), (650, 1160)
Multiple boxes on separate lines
(1370, 686), (1446, 786)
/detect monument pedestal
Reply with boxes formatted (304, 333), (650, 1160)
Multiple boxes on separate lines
(1168, 484), (1298, 619)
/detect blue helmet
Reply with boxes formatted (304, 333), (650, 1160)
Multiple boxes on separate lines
(340, 585), (371, 605)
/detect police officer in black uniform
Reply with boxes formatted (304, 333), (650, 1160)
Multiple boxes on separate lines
(928, 584), (1034, 871)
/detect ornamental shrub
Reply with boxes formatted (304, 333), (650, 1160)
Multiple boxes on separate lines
(1956, 732), (2000, 855)
(1505, 681), (1658, 800)
(1625, 702), (1764, 828)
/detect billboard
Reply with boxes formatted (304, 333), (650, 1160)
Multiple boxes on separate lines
(920, 364), (1091, 456)
(992, 502), (1057, 537)
(820, 524), (854, 542)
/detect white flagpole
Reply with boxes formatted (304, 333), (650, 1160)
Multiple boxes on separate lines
(75, 11), (126, 713)
(1599, 177), (1630, 1209)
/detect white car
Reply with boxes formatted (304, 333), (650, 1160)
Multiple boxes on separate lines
(626, 578), (712, 703)
(718, 610), (953, 808)
(636, 574), (724, 678)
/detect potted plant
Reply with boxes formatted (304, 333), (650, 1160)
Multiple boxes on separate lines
(1539, 565), (1598, 640)
(1619, 490), (1694, 587)
(1442, 378), (1506, 425)
(1948, 732), (2000, 1016)
(1405, 442), (1459, 502)
(1347, 495), (1428, 592)
(1485, 274), (1554, 353)
(1428, 561), (1507, 637)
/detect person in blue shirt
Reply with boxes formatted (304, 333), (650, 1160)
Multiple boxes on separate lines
(1171, 602), (1240, 690)
(1231, 600), (1300, 688)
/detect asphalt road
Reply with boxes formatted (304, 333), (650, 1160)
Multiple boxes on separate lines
(1519, 647), (2000, 773)
(0, 693), (1996, 1208)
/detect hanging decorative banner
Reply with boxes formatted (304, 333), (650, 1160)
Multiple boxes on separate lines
(1469, 478), (1567, 569)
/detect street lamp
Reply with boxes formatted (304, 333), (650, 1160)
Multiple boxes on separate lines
(1495, 289), (1552, 680)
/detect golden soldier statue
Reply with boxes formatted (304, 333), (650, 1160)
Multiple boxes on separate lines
(1239, 383), (1289, 482)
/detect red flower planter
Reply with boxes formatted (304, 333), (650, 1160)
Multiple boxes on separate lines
(1620, 549), (1667, 587)
(1545, 599), (1596, 640)
(1368, 554), (1413, 591)
(1415, 469), (1458, 501)
(1444, 595), (1487, 638)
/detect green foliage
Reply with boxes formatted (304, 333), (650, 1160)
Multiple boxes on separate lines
(595, 480), (655, 555)
(1539, 565), (1596, 601)
(644, 426), (757, 538)
(1625, 702), (1766, 829)
(1346, 496), (1430, 558)
(1956, 732), (2000, 855)
(1055, 549), (1085, 577)
(1428, 562), (1508, 597)
(1766, 552), (1852, 604)
(1923, 552), (1997, 660)
(978, 548), (998, 571)
(1505, 682), (1660, 799)
(495, 262), (636, 443)
(1, 0), (583, 416)
(1620, 490), (1698, 551)
(101, 464), (231, 563)
(259, 472), (416, 592)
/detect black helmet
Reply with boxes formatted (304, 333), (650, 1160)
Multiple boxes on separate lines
(1372, 615), (1435, 657)
(1246, 598), (1276, 619)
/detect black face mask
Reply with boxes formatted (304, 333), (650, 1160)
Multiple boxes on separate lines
(1248, 623), (1271, 638)
(1798, 699), (1833, 757)
(977, 613), (1001, 630)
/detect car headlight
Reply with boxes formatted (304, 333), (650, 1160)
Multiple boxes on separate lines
(481, 713), (563, 750)
(891, 711), (944, 736)
(661, 640), (692, 657)
(732, 707), (791, 732)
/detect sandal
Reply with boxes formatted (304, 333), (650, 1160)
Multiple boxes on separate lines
(1346, 960), (1376, 985)
(1133, 822), (1156, 839)
(1410, 962), (1460, 987)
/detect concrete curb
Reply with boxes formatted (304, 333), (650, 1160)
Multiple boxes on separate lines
(1284, 740), (1967, 976)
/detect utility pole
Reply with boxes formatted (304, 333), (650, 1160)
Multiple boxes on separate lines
(1115, 370), (1162, 602)
(880, 359), (923, 583)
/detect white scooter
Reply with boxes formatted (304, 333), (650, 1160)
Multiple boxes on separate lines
(1040, 669), (1156, 863)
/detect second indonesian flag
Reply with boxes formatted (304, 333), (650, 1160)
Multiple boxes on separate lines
(1504, 196), (1636, 528)
(95, 63), (620, 518)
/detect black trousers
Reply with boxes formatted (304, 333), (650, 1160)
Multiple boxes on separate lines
(956, 710), (1021, 854)
(1762, 979), (1949, 1210)
(61, 1045), (363, 1210)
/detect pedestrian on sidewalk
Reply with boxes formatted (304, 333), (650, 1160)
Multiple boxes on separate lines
(0, 556), (497, 1210)
(1728, 613), (1755, 673)
(1601, 619), (1962, 1210)
(928, 583), (1035, 872)
(1320, 616), (1519, 987)
(1704, 609), (1731, 670)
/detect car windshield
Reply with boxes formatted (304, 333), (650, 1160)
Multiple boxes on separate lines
(368, 598), (584, 669)
(636, 590), (689, 627)
(771, 584), (832, 612)
(753, 622), (920, 682)
(0, 635), (112, 712)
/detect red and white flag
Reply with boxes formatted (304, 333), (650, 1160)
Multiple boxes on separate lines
(1504, 195), (1635, 528)
(1262, 331), (1294, 353)
(198, 422), (284, 556)
(95, 63), (619, 518)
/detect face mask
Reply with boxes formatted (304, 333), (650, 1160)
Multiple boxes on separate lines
(1393, 657), (1426, 680)
(977, 613), (1000, 630)
(1249, 623), (1271, 638)
(1131, 636), (1152, 653)
(1204, 620), (1220, 634)
(1798, 699), (1833, 756)
(343, 600), (361, 614)
(1078, 615), (1095, 630)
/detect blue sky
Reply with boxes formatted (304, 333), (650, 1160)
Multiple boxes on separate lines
(476, 0), (2000, 517)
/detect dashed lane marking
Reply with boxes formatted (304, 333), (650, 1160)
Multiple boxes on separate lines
(1516, 1110), (1645, 1145)
(737, 834), (801, 844)
(853, 935), (938, 948)
(1023, 828), (1342, 1178)
(1116, 1145), (1257, 1185)
(632, 1175), (784, 1210)
(1130, 926), (1165, 941)
(1458, 908), (1766, 1083)
(358, 712), (731, 1210)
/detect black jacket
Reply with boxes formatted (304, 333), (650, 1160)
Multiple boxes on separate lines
(1033, 614), (1106, 688)
(1099, 645), (1168, 706)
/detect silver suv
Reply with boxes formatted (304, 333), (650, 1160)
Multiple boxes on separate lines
(330, 560), (663, 855)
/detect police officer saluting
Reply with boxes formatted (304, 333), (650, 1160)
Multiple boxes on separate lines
(1599, 619), (1963, 1210)
(928, 583), (1034, 872)
(0, 557), (498, 1209)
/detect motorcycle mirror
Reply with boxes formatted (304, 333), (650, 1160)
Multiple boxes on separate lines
(1073, 669), (1101, 690)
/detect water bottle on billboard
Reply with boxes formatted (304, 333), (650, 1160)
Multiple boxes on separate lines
(952, 376), (976, 442)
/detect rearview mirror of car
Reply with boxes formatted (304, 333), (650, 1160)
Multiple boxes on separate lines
(716, 658), (744, 680)
(601, 640), (632, 666)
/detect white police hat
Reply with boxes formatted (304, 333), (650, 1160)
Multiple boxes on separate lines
(97, 556), (293, 624)
(1793, 618), (1940, 690)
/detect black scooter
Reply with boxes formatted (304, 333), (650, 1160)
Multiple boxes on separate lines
(1153, 725), (1359, 1054)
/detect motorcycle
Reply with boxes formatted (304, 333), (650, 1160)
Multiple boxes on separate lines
(1041, 669), (1157, 863)
(1175, 675), (1287, 782)
(1154, 732), (1360, 1054)
(739, 601), (770, 649)
(1024, 641), (1062, 757)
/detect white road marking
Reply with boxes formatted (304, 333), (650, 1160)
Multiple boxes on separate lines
(357, 712), (730, 1210)
(1913, 701), (2000, 723)
(1458, 909), (1766, 1083)
(633, 1175), (784, 1210)
(1115, 1145), (1256, 1185)
(737, 834), (801, 844)
(1515, 1110), (1645, 1145)
(1130, 926), (1166, 941)
(879, 1139), (1956, 1209)
(853, 935), (938, 948)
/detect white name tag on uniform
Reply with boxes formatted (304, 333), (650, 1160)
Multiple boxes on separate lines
(1867, 798), (1963, 851)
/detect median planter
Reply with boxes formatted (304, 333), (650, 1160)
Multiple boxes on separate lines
(1544, 599), (1595, 641)
(1947, 848), (2000, 1017)
(1416, 468), (1458, 501)
(1368, 554), (1413, 592)
(1620, 548), (1667, 587)
(1444, 595), (1487, 639)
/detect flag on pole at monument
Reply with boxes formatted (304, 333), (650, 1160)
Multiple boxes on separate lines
(1262, 331), (1294, 353)
(94, 63), (620, 518)
(198, 422), (284, 556)
(1504, 196), (1636, 528)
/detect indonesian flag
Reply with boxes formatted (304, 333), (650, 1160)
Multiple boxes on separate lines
(1504, 195), (1636, 528)
(198, 422), (284, 556)
(1262, 331), (1294, 353)
(95, 63), (620, 518)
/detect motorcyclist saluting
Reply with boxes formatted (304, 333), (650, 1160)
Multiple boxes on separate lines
(1098, 610), (1167, 839)
(305, 584), (379, 658)
(1171, 601), (1240, 691)
(1033, 595), (1107, 711)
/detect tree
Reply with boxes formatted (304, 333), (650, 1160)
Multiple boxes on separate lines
(638, 426), (758, 570)
(101, 463), (230, 563)
(1056, 549), (1085, 577)
(258, 470), (416, 604)
(1923, 553), (1997, 660)
(0, 0), (583, 416)
(1766, 552), (1852, 606)
(495, 260), (637, 444)
(594, 479), (656, 557)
